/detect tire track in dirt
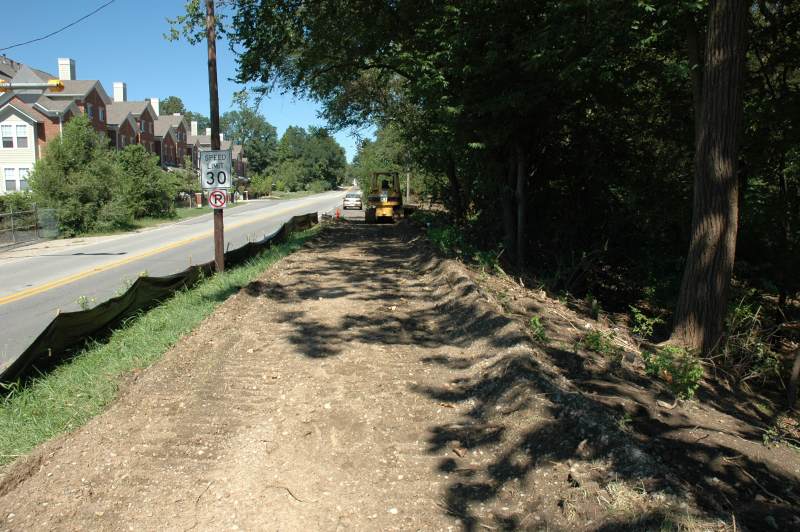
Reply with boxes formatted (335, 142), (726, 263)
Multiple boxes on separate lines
(0, 222), (713, 531)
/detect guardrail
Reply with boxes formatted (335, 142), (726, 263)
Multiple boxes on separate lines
(0, 212), (318, 384)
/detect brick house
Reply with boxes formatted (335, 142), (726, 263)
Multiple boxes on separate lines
(154, 113), (190, 168)
(106, 83), (158, 154)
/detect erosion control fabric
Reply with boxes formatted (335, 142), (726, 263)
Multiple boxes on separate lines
(0, 213), (318, 384)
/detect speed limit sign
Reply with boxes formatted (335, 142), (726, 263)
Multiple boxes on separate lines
(200, 149), (232, 190)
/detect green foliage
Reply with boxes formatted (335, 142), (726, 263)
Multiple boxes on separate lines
(220, 90), (278, 175)
(719, 296), (781, 387)
(0, 192), (34, 213)
(643, 346), (704, 399)
(528, 316), (549, 344)
(629, 306), (664, 340)
(160, 95), (186, 115)
(115, 144), (179, 219)
(29, 116), (178, 235)
(249, 173), (272, 196)
(29, 115), (124, 236)
(578, 331), (623, 359)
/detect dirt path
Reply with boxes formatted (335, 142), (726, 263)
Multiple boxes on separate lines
(0, 222), (782, 530)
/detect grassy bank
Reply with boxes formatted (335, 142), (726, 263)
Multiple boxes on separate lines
(0, 225), (320, 466)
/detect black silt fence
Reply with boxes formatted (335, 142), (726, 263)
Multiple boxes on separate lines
(0, 213), (318, 385)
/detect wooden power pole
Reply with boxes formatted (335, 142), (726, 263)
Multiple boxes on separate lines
(206, 0), (224, 273)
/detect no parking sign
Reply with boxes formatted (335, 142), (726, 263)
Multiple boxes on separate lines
(208, 188), (227, 209)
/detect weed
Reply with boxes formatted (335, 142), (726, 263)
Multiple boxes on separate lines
(76, 295), (96, 310)
(579, 330), (622, 359)
(718, 296), (780, 388)
(629, 305), (664, 341)
(115, 278), (135, 297)
(474, 247), (505, 274)
(643, 346), (703, 399)
(528, 315), (549, 344)
(617, 412), (633, 432)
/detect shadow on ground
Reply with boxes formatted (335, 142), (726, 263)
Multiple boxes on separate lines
(249, 221), (800, 531)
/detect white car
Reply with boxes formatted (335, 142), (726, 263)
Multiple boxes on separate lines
(343, 192), (363, 210)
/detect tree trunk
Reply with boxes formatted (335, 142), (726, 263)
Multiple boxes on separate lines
(515, 144), (528, 269)
(672, 0), (749, 354)
(501, 153), (517, 258)
(685, 14), (705, 143)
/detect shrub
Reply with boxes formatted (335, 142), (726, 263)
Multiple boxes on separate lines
(116, 145), (179, 219)
(0, 192), (35, 213)
(305, 179), (331, 193)
(643, 346), (703, 399)
(629, 305), (664, 340)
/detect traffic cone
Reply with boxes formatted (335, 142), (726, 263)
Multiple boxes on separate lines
(336, 208), (341, 219)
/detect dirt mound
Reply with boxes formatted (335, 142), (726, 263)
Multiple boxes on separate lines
(0, 222), (793, 530)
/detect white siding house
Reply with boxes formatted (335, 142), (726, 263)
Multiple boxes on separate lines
(0, 104), (38, 194)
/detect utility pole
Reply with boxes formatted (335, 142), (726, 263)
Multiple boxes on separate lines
(206, 0), (224, 273)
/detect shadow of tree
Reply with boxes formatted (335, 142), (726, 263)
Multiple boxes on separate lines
(247, 222), (800, 530)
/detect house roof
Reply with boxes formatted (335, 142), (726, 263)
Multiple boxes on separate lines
(192, 135), (233, 150)
(2, 91), (79, 118)
(0, 96), (48, 124)
(48, 80), (111, 104)
(154, 114), (187, 138)
(106, 100), (155, 121)
(0, 56), (55, 84)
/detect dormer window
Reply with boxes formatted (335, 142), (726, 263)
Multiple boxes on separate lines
(99, 107), (105, 123)
(86, 103), (94, 119)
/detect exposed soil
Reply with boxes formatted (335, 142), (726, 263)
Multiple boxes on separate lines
(1, 221), (798, 531)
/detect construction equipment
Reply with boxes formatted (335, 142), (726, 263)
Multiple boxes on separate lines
(365, 172), (402, 223)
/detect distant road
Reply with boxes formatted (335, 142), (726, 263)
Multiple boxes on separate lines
(0, 191), (346, 367)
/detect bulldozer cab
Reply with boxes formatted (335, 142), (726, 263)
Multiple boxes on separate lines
(365, 172), (402, 223)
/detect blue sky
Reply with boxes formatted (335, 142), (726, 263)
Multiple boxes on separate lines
(1, 0), (370, 160)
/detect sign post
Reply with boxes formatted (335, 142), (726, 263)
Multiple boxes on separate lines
(205, 0), (224, 273)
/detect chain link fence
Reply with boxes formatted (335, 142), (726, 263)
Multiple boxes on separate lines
(0, 206), (58, 248)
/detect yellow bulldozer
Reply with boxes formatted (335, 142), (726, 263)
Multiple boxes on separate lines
(365, 171), (403, 223)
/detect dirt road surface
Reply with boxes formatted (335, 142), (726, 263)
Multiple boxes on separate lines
(0, 222), (787, 530)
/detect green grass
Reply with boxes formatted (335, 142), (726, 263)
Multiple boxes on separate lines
(267, 190), (326, 200)
(0, 225), (320, 466)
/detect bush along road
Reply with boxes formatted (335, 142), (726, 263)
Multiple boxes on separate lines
(0, 220), (798, 530)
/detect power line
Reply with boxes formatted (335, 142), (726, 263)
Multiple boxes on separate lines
(0, 1), (116, 53)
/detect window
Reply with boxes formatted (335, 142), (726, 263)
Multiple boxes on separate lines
(99, 107), (105, 123)
(16, 125), (28, 148)
(1, 125), (12, 148)
(4, 168), (15, 192)
(18, 168), (29, 191)
(86, 103), (94, 119)
(140, 121), (145, 133)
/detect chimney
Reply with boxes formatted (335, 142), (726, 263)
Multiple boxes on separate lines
(206, 127), (211, 136)
(57, 58), (76, 81)
(191, 121), (198, 137)
(112, 82), (127, 102)
(149, 97), (159, 117)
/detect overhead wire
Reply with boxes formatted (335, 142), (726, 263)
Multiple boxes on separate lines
(0, 0), (116, 53)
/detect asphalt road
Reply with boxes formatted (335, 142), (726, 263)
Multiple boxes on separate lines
(0, 191), (346, 368)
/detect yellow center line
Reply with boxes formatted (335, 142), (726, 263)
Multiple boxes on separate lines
(0, 198), (330, 307)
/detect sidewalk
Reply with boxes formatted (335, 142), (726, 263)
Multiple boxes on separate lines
(0, 223), (712, 530)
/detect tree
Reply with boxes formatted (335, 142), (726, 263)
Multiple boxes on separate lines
(29, 115), (125, 235)
(220, 91), (278, 174)
(184, 111), (211, 133)
(160, 95), (187, 116)
(672, 0), (750, 353)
